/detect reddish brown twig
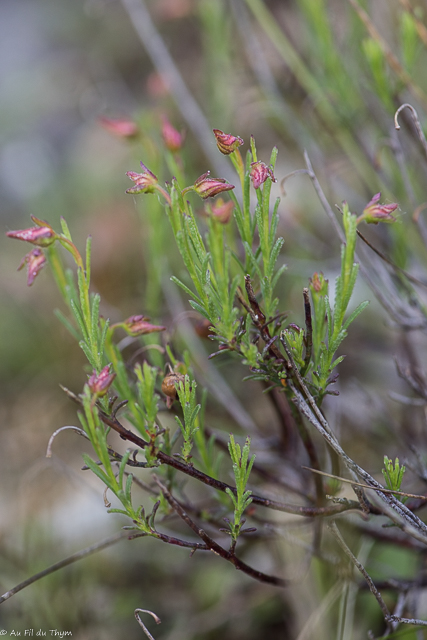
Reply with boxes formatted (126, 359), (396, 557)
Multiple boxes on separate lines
(153, 475), (287, 587)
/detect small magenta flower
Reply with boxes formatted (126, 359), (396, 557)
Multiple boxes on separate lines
(7, 218), (57, 247)
(126, 162), (159, 194)
(358, 192), (398, 225)
(162, 116), (184, 152)
(123, 315), (166, 337)
(17, 248), (47, 286)
(192, 172), (235, 200)
(213, 129), (244, 155)
(207, 197), (234, 224)
(88, 364), (116, 397)
(99, 116), (139, 139)
(250, 161), (276, 189)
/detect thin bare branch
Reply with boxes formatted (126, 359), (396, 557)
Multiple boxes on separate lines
(328, 521), (393, 629)
(0, 531), (132, 605)
(46, 425), (89, 457)
(395, 103), (427, 161)
(300, 288), (313, 376)
(135, 609), (161, 640)
(88, 401), (359, 518)
(285, 367), (427, 542)
(302, 467), (427, 501)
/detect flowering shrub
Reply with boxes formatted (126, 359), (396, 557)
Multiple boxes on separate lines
(4, 2), (427, 639)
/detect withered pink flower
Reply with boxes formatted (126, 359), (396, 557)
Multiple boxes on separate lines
(213, 129), (244, 155)
(208, 197), (234, 224)
(88, 364), (116, 397)
(360, 192), (398, 225)
(126, 162), (159, 194)
(193, 172), (235, 200)
(162, 116), (184, 152)
(7, 222), (56, 247)
(98, 116), (139, 139)
(123, 314), (166, 337)
(17, 248), (47, 286)
(250, 161), (276, 190)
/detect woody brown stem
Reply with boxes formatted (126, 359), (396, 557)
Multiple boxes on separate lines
(153, 476), (288, 587)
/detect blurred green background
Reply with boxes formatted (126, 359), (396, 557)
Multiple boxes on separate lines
(2, 0), (427, 638)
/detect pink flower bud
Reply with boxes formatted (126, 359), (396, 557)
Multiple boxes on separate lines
(250, 161), (276, 190)
(88, 364), (116, 397)
(98, 116), (139, 139)
(123, 315), (166, 337)
(126, 162), (159, 194)
(162, 116), (184, 152)
(213, 129), (244, 155)
(360, 192), (398, 224)
(193, 172), (235, 200)
(208, 197), (234, 224)
(17, 248), (47, 286)
(7, 223), (56, 247)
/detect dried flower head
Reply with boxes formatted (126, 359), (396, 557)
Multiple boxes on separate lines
(126, 162), (159, 194)
(309, 272), (328, 296)
(161, 372), (186, 408)
(7, 219), (57, 247)
(17, 248), (47, 286)
(193, 172), (235, 200)
(359, 192), (398, 225)
(88, 364), (116, 397)
(123, 315), (166, 337)
(213, 129), (244, 155)
(250, 161), (276, 190)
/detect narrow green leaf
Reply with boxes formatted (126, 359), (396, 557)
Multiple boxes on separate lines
(342, 300), (369, 331)
(125, 473), (133, 504)
(189, 299), (210, 320)
(53, 308), (80, 341)
(79, 340), (98, 369)
(70, 298), (89, 343)
(60, 217), (72, 241)
(82, 454), (114, 489)
(85, 236), (92, 290)
(90, 293), (101, 355)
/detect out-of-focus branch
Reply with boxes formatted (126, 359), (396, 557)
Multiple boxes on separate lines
(120, 0), (232, 181)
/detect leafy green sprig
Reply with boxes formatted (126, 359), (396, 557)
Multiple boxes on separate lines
(382, 456), (407, 503)
(310, 202), (369, 401)
(175, 375), (201, 463)
(223, 435), (256, 551)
